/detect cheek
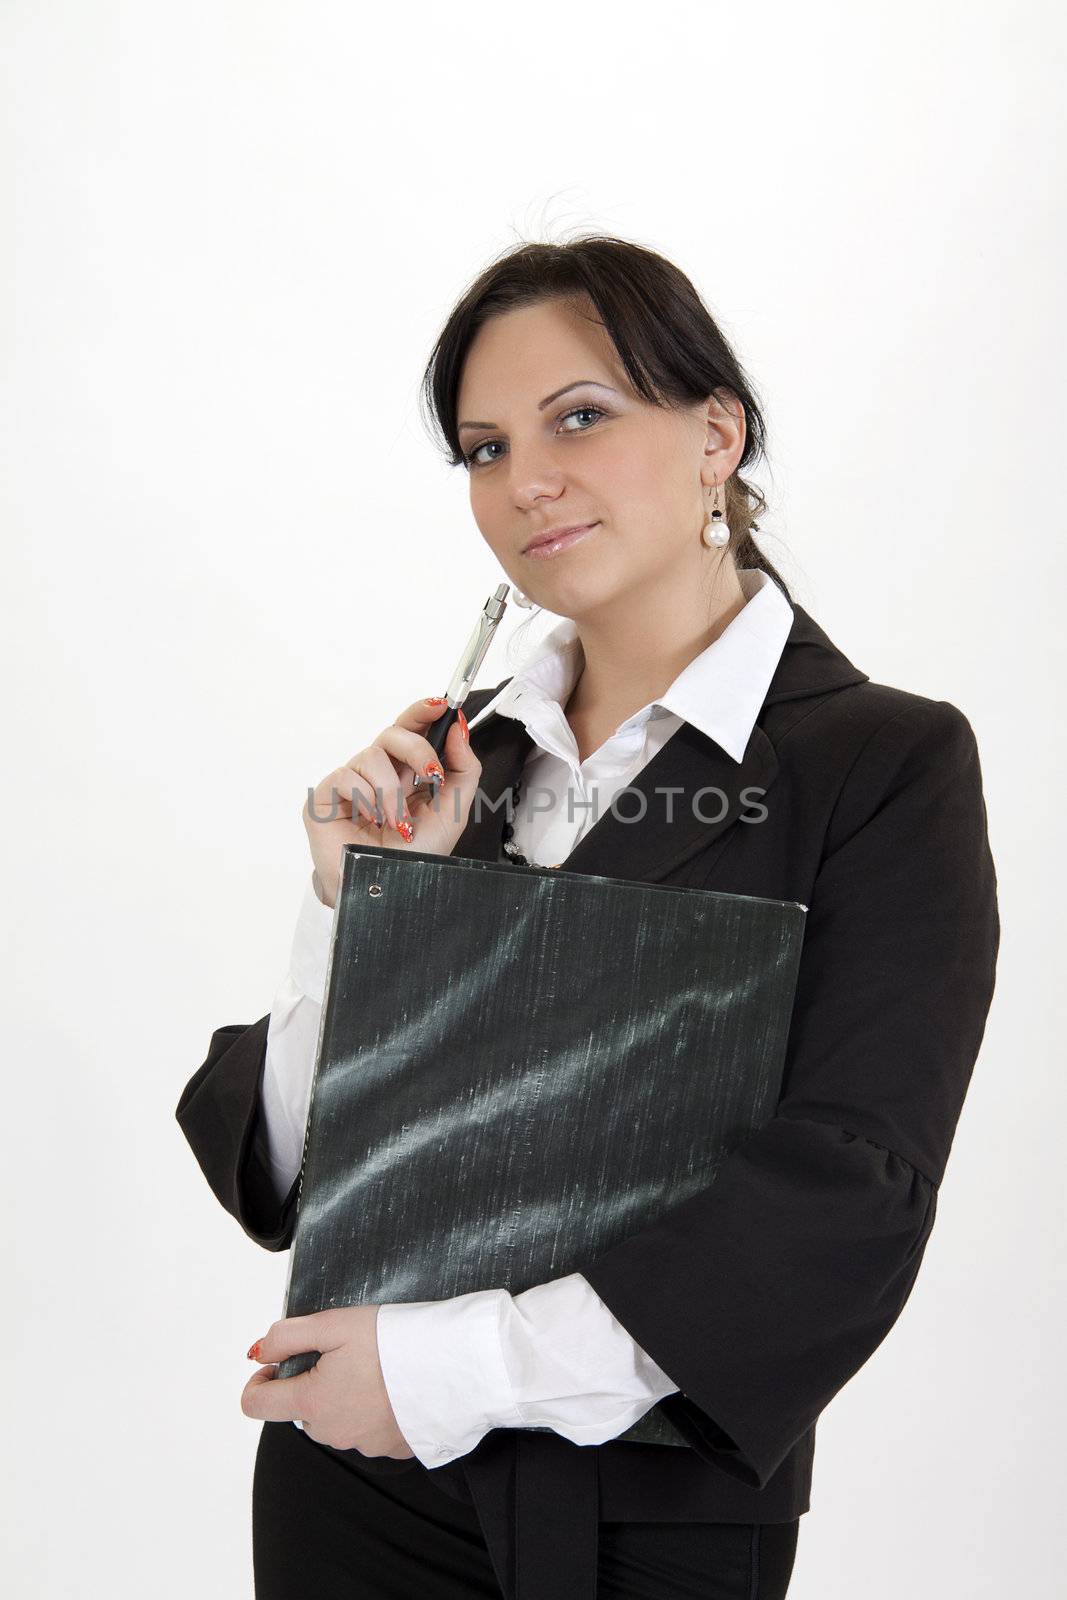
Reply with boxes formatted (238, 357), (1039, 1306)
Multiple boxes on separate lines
(600, 447), (698, 566)
(603, 442), (690, 528)
(600, 429), (675, 498)
(468, 492), (512, 563)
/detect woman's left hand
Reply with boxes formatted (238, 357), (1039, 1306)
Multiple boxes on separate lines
(240, 1305), (416, 1458)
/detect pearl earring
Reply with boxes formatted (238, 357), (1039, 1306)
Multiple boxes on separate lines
(701, 476), (731, 548)
(510, 587), (537, 609)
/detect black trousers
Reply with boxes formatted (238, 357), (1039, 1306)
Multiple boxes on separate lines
(253, 1421), (801, 1599)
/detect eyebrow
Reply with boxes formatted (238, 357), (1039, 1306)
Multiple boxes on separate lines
(457, 380), (616, 433)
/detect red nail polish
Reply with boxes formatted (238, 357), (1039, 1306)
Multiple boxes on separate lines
(458, 708), (469, 742)
(247, 1341), (263, 1361)
(425, 696), (447, 705)
(424, 761), (444, 782)
(397, 819), (415, 843)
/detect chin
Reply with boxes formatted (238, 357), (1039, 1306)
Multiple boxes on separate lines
(544, 576), (626, 622)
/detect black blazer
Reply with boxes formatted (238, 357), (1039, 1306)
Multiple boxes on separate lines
(176, 599), (1000, 1599)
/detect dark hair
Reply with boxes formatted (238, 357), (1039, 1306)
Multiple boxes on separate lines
(419, 233), (792, 604)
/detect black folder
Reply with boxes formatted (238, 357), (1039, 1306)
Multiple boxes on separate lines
(277, 844), (807, 1448)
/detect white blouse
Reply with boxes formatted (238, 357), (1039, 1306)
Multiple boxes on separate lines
(259, 566), (795, 1467)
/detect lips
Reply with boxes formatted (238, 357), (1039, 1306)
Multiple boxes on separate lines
(522, 521), (598, 554)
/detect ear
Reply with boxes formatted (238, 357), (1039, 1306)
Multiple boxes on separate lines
(702, 389), (747, 486)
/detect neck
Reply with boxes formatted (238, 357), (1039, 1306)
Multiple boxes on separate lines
(562, 562), (749, 747)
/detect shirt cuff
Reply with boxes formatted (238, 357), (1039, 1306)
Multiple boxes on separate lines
(376, 1290), (524, 1469)
(290, 873), (336, 1003)
(501, 1271), (681, 1445)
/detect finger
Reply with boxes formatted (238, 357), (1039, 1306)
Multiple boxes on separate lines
(373, 724), (448, 793)
(343, 749), (414, 838)
(379, 711), (480, 789)
(241, 1367), (315, 1424)
(306, 764), (385, 830)
(392, 699), (481, 776)
(244, 1365), (277, 1387)
(252, 1310), (355, 1364)
(394, 697), (453, 730)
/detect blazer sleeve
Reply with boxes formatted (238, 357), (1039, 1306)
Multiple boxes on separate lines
(175, 1014), (300, 1252)
(580, 697), (1001, 1489)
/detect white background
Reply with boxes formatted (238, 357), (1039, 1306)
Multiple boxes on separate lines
(4, 3), (1063, 1595)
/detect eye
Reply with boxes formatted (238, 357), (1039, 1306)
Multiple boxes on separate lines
(559, 404), (605, 433)
(464, 405), (607, 469)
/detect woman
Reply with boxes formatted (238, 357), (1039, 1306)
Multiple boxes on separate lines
(176, 236), (1000, 1599)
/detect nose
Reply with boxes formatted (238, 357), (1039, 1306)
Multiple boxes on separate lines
(510, 463), (568, 511)
(488, 433), (569, 510)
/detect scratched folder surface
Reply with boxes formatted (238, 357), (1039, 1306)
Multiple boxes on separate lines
(278, 844), (807, 1448)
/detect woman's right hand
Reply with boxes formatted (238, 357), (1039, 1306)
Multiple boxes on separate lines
(302, 698), (483, 909)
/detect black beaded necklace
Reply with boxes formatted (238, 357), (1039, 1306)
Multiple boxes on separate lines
(500, 767), (564, 870)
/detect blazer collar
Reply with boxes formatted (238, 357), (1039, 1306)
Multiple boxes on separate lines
(452, 600), (868, 884)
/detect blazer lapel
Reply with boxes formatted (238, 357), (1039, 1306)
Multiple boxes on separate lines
(563, 721), (778, 883)
(451, 710), (536, 863)
(453, 600), (868, 884)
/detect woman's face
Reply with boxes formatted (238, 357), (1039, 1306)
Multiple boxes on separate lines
(455, 295), (745, 622)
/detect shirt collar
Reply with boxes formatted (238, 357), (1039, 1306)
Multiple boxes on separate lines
(465, 567), (795, 763)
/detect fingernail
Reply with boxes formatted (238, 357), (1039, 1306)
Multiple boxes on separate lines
(425, 696), (447, 705)
(397, 819), (415, 843)
(247, 1341), (263, 1361)
(458, 708), (469, 742)
(424, 761), (445, 783)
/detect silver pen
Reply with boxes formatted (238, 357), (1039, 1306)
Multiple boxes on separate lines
(413, 583), (511, 787)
